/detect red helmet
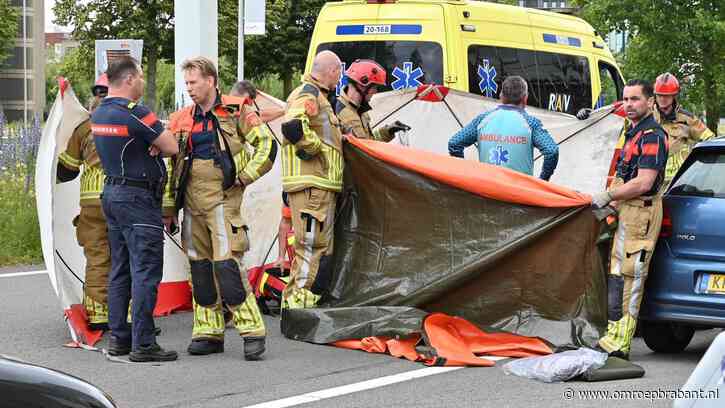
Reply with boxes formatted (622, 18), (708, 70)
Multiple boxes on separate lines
(654, 72), (680, 95)
(345, 59), (386, 87)
(91, 73), (109, 96)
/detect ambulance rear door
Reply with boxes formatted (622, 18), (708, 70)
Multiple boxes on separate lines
(456, 4), (542, 107)
(311, 1), (447, 95)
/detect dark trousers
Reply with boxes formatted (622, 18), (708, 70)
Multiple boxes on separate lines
(102, 184), (164, 350)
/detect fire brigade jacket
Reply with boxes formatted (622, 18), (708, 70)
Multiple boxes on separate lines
(57, 119), (105, 207)
(653, 103), (715, 182)
(280, 74), (344, 193)
(167, 93), (276, 212)
(335, 89), (394, 142)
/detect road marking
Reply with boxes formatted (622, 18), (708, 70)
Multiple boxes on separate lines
(242, 357), (507, 408)
(0, 270), (48, 278)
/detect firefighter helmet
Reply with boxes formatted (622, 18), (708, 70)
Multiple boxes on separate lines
(654, 72), (680, 95)
(91, 73), (109, 96)
(345, 60), (386, 87)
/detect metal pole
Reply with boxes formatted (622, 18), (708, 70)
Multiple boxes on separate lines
(237, 0), (244, 80)
(22, 0), (27, 125)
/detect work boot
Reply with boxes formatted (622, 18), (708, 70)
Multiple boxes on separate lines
(88, 322), (109, 332)
(154, 326), (162, 336)
(608, 349), (630, 361)
(129, 343), (178, 362)
(594, 345), (629, 361)
(243, 336), (266, 361)
(107, 336), (131, 356)
(187, 339), (224, 355)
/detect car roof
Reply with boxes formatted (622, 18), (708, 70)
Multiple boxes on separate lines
(694, 137), (725, 150)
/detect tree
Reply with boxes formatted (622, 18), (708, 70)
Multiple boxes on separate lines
(574, 0), (725, 133)
(219, 0), (327, 97)
(45, 47), (96, 111)
(0, 0), (19, 66)
(53, 0), (174, 110)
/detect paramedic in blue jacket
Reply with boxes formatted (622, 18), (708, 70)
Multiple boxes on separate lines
(448, 76), (559, 181)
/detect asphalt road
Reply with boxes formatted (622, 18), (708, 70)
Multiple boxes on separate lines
(1, 267), (720, 408)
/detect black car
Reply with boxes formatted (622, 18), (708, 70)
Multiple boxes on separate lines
(0, 355), (117, 408)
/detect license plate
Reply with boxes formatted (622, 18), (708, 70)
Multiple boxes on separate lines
(706, 274), (725, 294)
(364, 24), (391, 35)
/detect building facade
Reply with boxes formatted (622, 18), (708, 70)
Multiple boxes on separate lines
(0, 0), (45, 123)
(46, 32), (80, 63)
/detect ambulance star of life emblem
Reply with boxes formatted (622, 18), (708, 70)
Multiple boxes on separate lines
(478, 59), (498, 98)
(336, 62), (348, 96)
(489, 145), (509, 166)
(391, 62), (424, 90)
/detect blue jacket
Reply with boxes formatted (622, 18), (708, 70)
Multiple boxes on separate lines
(448, 105), (559, 180)
(92, 97), (166, 183)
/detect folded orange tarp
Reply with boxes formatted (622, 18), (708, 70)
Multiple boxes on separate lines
(347, 136), (591, 208)
(332, 313), (552, 367)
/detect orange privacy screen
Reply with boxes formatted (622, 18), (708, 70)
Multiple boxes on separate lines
(331, 313), (553, 367)
(346, 136), (592, 208)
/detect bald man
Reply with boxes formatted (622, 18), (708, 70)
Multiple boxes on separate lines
(279, 51), (344, 309)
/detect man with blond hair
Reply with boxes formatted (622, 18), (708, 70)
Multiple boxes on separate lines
(168, 57), (276, 359)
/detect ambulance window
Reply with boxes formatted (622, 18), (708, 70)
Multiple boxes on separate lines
(317, 41), (444, 92)
(467, 45), (542, 108)
(536, 52), (591, 114)
(596, 62), (624, 107)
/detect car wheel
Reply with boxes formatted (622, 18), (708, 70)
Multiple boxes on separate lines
(641, 321), (694, 353)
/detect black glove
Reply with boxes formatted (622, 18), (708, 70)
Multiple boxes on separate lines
(387, 120), (411, 135)
(296, 149), (314, 161)
(576, 108), (592, 120)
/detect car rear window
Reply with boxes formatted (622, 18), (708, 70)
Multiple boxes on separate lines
(669, 150), (725, 198)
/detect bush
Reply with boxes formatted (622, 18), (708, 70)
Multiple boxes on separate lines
(0, 177), (42, 266)
(0, 112), (43, 266)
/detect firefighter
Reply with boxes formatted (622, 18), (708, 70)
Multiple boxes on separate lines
(590, 79), (669, 360)
(230, 80), (292, 271)
(335, 59), (410, 141)
(56, 74), (110, 331)
(279, 50), (344, 309)
(653, 73), (714, 183)
(168, 57), (275, 359)
(92, 56), (179, 361)
(230, 80), (286, 124)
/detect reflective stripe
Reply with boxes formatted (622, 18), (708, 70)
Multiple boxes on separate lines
(161, 159), (175, 210)
(214, 205), (229, 258)
(132, 223), (163, 230)
(231, 293), (266, 335)
(319, 110), (337, 150)
(258, 271), (270, 294)
(628, 252), (646, 316)
(58, 152), (82, 169)
(611, 221), (626, 276)
(191, 300), (225, 339)
(84, 294), (108, 324)
(298, 217), (316, 288)
(79, 166), (106, 202)
(242, 127), (269, 181)
(282, 175), (342, 192)
(183, 212), (198, 259)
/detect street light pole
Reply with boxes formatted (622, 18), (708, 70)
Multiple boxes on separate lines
(22, 0), (27, 125)
(237, 0), (244, 81)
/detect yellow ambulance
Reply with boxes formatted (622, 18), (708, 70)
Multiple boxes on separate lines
(305, 0), (624, 115)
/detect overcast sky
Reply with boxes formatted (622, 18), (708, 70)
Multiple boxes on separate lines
(45, 0), (71, 32)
